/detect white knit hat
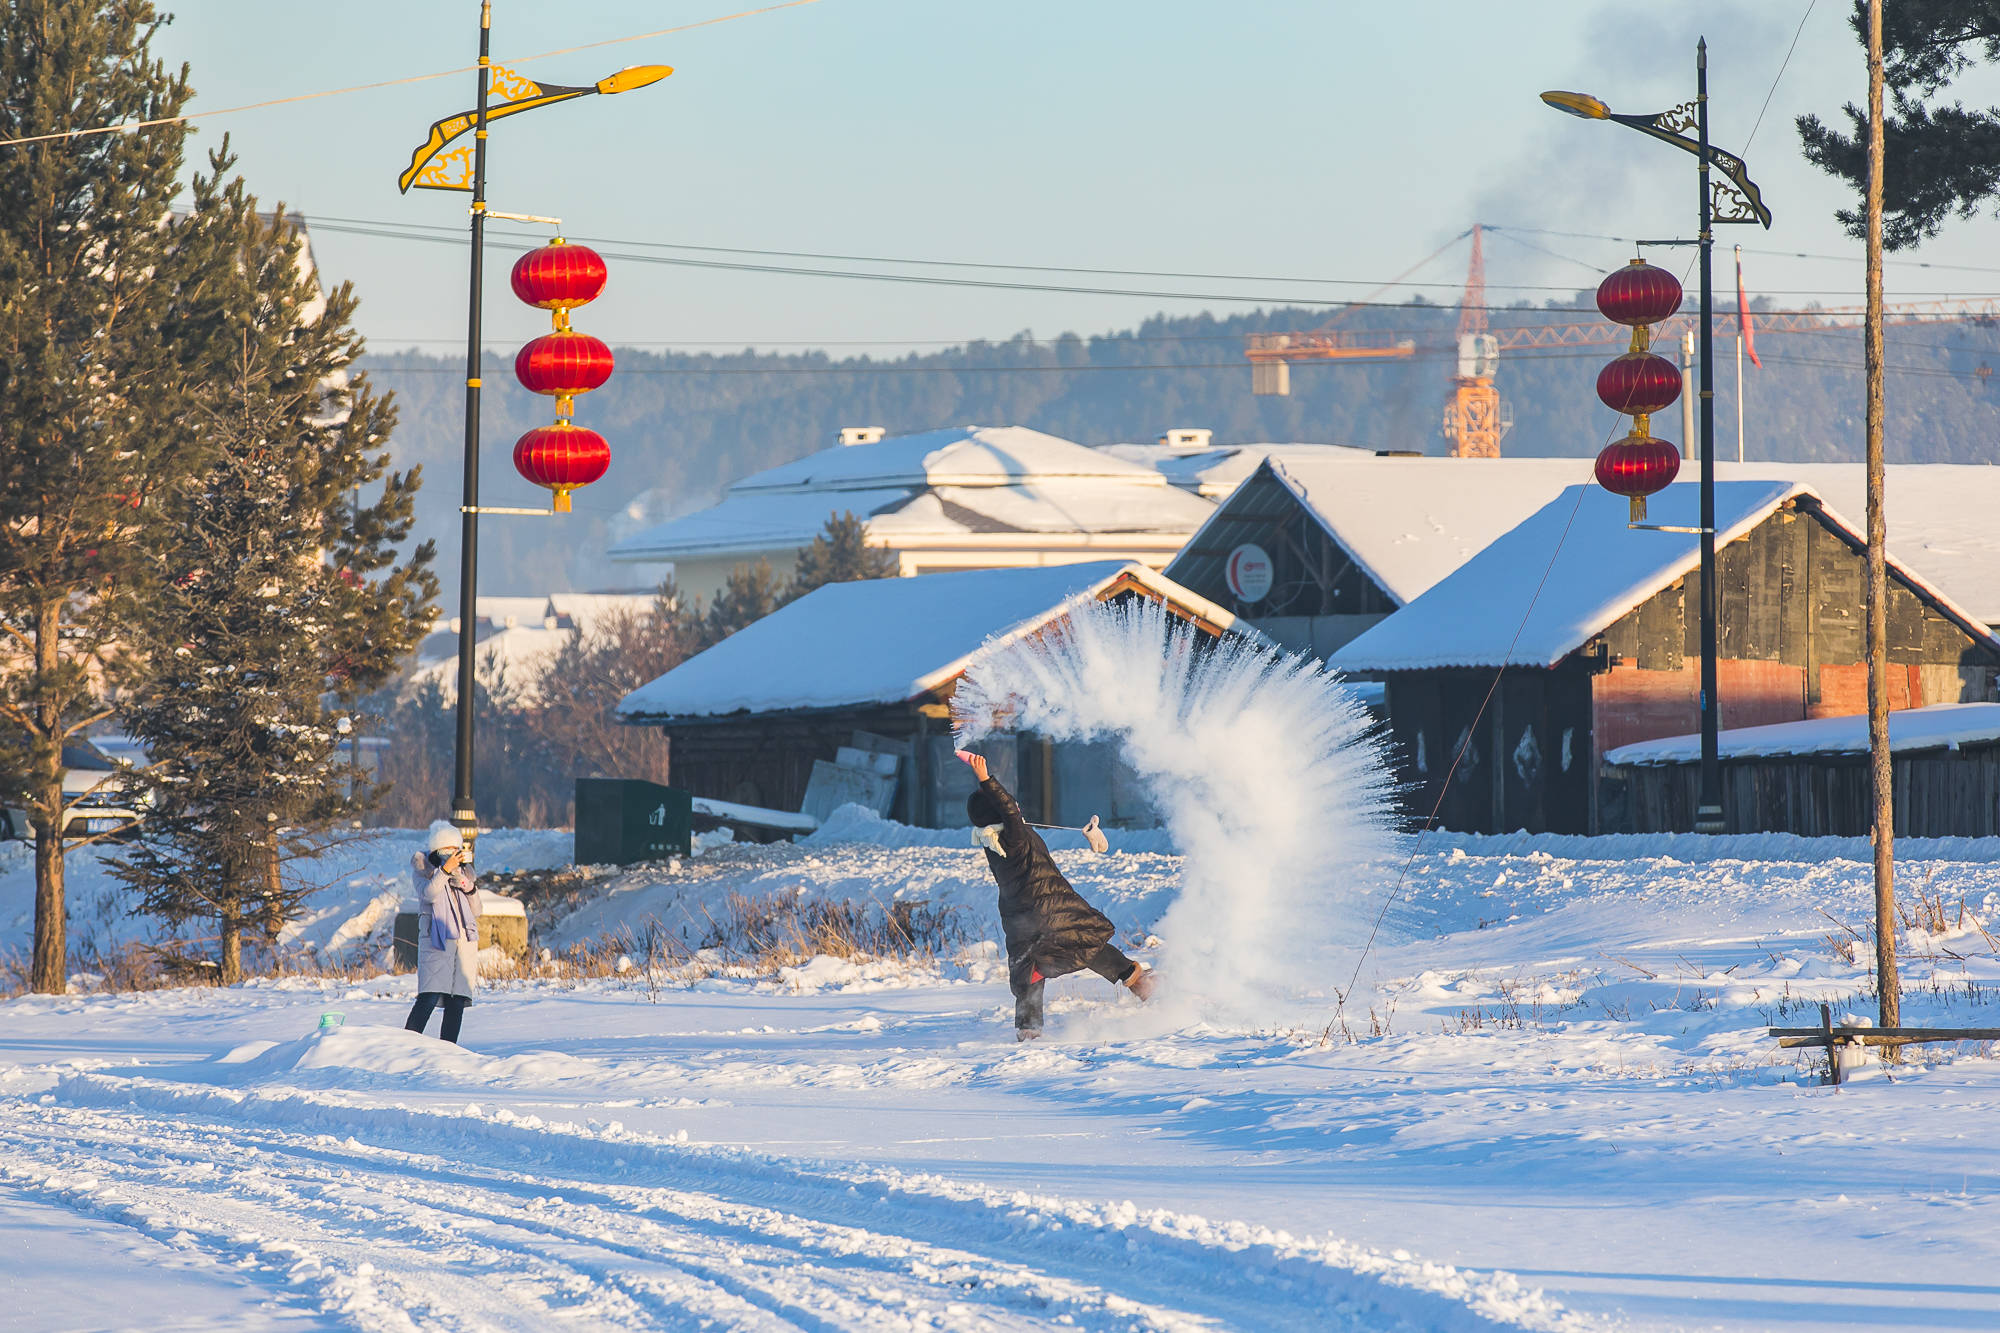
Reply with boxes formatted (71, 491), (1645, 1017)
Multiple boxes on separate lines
(425, 821), (464, 854)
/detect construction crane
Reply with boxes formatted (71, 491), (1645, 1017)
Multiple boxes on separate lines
(1440, 224), (1508, 458)
(1246, 224), (2000, 456)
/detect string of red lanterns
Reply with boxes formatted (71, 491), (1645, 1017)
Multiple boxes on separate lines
(1593, 257), (1684, 523)
(510, 238), (613, 512)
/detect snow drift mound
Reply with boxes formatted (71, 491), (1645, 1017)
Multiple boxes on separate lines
(952, 598), (1401, 1016)
(200, 1024), (615, 1090)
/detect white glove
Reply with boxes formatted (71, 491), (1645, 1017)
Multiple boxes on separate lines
(972, 824), (1005, 854)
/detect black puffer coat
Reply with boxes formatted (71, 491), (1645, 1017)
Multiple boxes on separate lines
(969, 776), (1115, 996)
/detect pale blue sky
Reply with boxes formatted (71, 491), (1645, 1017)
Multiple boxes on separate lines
(146, 1), (2000, 355)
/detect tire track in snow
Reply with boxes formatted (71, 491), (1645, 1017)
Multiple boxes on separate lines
(3, 1072), (1591, 1332)
(0, 1099), (1245, 1331)
(0, 1102), (1165, 1332)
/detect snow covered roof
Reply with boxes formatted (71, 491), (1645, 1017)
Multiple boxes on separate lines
(1170, 456), (1593, 608)
(730, 425), (1166, 493)
(546, 593), (658, 636)
(1168, 458), (2000, 622)
(608, 426), (1214, 563)
(1099, 442), (1378, 498)
(471, 596), (553, 630)
(410, 625), (573, 703)
(617, 561), (1245, 721)
(1606, 702), (2000, 766)
(1330, 480), (2000, 673)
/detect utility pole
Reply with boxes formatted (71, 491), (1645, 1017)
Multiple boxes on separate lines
(1863, 0), (1899, 1029)
(1693, 39), (1724, 836)
(451, 0), (494, 857)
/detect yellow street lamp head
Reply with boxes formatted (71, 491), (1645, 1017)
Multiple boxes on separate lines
(400, 61), (675, 192)
(597, 65), (673, 95)
(1541, 90), (1611, 120)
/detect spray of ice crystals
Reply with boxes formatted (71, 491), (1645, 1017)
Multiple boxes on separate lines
(952, 597), (1402, 1018)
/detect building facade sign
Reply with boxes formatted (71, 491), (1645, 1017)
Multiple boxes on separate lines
(1225, 543), (1274, 602)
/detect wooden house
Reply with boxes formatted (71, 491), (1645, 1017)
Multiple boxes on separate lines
(1165, 456), (2000, 664)
(1329, 481), (2000, 835)
(616, 561), (1248, 828)
(1163, 456), (1586, 660)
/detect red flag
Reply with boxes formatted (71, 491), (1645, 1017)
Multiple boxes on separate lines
(1736, 248), (1761, 368)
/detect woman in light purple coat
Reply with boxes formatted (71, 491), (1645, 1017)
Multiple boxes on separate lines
(404, 822), (480, 1043)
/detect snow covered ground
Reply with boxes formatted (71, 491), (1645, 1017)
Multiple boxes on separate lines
(6, 821), (2000, 1330)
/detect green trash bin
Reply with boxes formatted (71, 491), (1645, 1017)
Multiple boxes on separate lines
(574, 778), (692, 865)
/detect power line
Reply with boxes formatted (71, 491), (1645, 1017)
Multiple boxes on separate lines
(1498, 223), (2000, 276)
(0, 0), (825, 150)
(358, 347), (2000, 380)
(308, 216), (2000, 306)
(312, 214), (1506, 292)
(1746, 0), (1819, 150)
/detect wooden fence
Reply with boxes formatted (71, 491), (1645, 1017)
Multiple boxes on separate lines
(1602, 742), (2000, 836)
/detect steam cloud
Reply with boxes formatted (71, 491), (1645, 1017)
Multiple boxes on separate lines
(953, 597), (1403, 1022)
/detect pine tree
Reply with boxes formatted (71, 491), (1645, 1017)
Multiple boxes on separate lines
(704, 559), (787, 643)
(787, 511), (900, 600)
(107, 183), (436, 984)
(1799, 1), (2000, 247)
(0, 2), (215, 993)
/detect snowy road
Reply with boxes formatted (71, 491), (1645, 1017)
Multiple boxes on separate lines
(0, 1067), (1552, 1332)
(11, 831), (2000, 1330)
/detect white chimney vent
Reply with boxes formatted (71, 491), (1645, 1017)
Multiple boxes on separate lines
(838, 426), (887, 446)
(1159, 428), (1213, 452)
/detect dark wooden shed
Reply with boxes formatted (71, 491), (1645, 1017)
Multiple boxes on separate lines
(1330, 480), (2000, 835)
(617, 561), (1246, 829)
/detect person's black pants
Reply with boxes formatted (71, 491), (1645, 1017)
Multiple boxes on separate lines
(405, 991), (468, 1044)
(1015, 943), (1137, 1032)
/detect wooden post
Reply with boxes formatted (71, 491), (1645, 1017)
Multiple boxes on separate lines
(1864, 0), (1900, 1031)
(1822, 1001), (1840, 1086)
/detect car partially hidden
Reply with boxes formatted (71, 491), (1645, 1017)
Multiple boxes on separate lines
(1, 736), (150, 841)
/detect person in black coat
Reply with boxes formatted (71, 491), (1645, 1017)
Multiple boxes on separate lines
(957, 749), (1155, 1039)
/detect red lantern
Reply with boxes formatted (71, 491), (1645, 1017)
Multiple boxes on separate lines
(1595, 432), (1681, 523)
(510, 235), (615, 510)
(1595, 352), (1682, 417)
(1596, 258), (1683, 326)
(514, 331), (614, 402)
(513, 423), (610, 512)
(510, 240), (607, 320)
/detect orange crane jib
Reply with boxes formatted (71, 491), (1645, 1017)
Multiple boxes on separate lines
(1244, 331), (1418, 362)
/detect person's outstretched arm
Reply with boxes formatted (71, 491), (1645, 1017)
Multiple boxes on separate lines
(957, 749), (1033, 854)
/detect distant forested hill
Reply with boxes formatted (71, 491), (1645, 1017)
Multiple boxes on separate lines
(358, 298), (2000, 606)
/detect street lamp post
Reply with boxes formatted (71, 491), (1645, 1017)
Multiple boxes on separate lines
(453, 3), (495, 851)
(1542, 41), (1772, 834)
(398, 3), (670, 855)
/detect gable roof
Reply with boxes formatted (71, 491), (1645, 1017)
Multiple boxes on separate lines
(1168, 456), (1593, 607)
(1169, 457), (2000, 625)
(608, 425), (1211, 563)
(1100, 441), (1378, 497)
(1329, 480), (2000, 672)
(729, 425), (1165, 493)
(617, 561), (1245, 721)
